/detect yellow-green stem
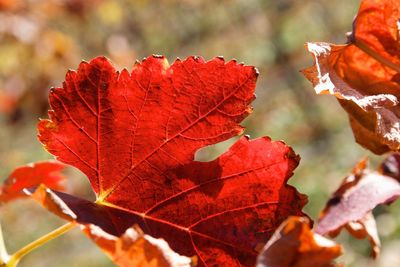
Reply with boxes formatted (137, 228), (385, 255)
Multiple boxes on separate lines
(5, 222), (75, 267)
(0, 222), (9, 266)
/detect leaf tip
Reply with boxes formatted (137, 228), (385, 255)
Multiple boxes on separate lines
(253, 67), (260, 77)
(152, 54), (165, 59)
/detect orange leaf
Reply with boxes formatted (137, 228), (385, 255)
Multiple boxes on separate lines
(303, 0), (400, 154)
(82, 224), (194, 267)
(256, 217), (342, 267)
(342, 212), (380, 258)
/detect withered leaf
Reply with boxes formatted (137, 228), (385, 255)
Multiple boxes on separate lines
(303, 0), (400, 154)
(256, 216), (342, 267)
(82, 224), (194, 267)
(316, 157), (400, 258)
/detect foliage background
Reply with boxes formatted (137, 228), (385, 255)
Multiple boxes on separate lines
(0, 0), (399, 266)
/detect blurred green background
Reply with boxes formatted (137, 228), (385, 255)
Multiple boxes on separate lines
(1, 0), (399, 266)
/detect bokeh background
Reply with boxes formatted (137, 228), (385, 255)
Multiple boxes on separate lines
(1, 0), (399, 266)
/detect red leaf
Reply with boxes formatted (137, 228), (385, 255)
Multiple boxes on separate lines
(0, 161), (65, 203)
(315, 157), (400, 258)
(256, 217), (342, 267)
(32, 56), (308, 266)
(38, 55), (256, 199)
(303, 0), (400, 154)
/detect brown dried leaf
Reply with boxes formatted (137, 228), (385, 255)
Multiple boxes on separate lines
(303, 0), (400, 154)
(82, 224), (194, 267)
(256, 217), (342, 267)
(344, 212), (380, 258)
(316, 157), (400, 258)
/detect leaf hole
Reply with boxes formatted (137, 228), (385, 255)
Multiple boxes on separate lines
(194, 136), (240, 162)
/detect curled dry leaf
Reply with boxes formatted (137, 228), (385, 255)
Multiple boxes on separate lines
(342, 212), (380, 258)
(27, 56), (307, 266)
(82, 224), (193, 267)
(256, 216), (342, 267)
(315, 157), (400, 258)
(0, 161), (65, 203)
(303, 0), (400, 154)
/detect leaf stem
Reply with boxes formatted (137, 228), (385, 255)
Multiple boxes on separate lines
(0, 222), (9, 265)
(354, 39), (400, 73)
(5, 222), (75, 267)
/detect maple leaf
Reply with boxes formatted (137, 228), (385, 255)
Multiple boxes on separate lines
(28, 55), (308, 266)
(303, 0), (400, 154)
(256, 216), (342, 267)
(0, 161), (65, 203)
(315, 157), (400, 258)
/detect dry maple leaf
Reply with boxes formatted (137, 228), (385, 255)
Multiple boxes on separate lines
(303, 0), (400, 154)
(315, 157), (400, 258)
(24, 56), (308, 266)
(256, 216), (342, 267)
(0, 161), (65, 203)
